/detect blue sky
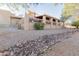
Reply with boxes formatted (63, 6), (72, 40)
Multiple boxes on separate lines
(0, 3), (64, 19)
(29, 3), (64, 19)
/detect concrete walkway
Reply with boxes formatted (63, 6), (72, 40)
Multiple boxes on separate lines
(44, 32), (79, 56)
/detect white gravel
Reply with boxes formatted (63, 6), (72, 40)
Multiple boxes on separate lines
(0, 28), (74, 51)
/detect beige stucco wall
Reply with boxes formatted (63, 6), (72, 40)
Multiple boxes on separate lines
(10, 16), (23, 28)
(0, 9), (11, 27)
(23, 13), (30, 30)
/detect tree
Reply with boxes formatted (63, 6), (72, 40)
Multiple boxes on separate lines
(63, 4), (79, 17)
(0, 3), (39, 14)
(60, 15), (71, 28)
(72, 20), (79, 28)
(60, 3), (79, 28)
(62, 4), (79, 21)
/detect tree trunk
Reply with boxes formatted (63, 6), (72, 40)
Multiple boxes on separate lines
(62, 21), (65, 28)
(76, 26), (78, 29)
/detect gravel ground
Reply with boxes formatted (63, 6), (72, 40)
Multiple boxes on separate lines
(0, 28), (74, 51)
(43, 31), (79, 56)
(0, 28), (77, 56)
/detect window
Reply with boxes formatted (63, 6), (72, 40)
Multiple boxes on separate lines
(53, 19), (56, 22)
(53, 19), (56, 25)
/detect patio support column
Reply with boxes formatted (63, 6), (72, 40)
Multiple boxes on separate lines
(23, 13), (30, 30)
(42, 15), (46, 24)
(56, 20), (58, 26)
(50, 18), (53, 28)
(10, 17), (12, 27)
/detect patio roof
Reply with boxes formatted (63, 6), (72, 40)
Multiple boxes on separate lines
(10, 15), (23, 19)
(35, 14), (60, 21)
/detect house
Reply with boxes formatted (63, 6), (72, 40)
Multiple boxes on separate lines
(0, 9), (24, 30)
(0, 9), (63, 30)
(23, 12), (63, 30)
(35, 14), (63, 29)
(10, 15), (24, 29)
(0, 9), (12, 27)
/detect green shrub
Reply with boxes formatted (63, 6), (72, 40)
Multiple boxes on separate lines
(33, 22), (44, 30)
(72, 20), (79, 28)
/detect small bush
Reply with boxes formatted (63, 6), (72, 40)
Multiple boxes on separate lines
(72, 20), (79, 28)
(33, 22), (44, 30)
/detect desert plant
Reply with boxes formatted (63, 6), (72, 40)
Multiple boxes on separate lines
(72, 20), (79, 28)
(33, 22), (44, 30)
